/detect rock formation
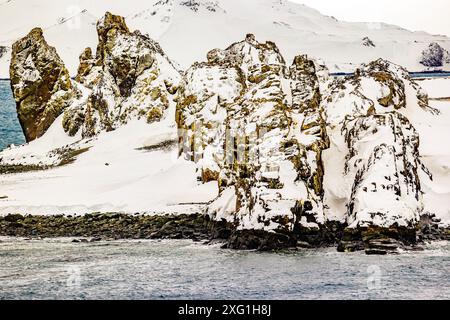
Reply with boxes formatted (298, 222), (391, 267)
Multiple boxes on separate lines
(176, 34), (330, 249)
(9, 28), (75, 142)
(4, 13), (445, 254)
(0, 46), (7, 59)
(420, 42), (450, 68)
(362, 37), (375, 48)
(62, 12), (181, 138)
(322, 59), (434, 253)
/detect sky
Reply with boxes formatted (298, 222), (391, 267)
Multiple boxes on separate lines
(293, 0), (450, 36)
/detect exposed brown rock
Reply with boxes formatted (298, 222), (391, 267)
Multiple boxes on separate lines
(10, 27), (74, 142)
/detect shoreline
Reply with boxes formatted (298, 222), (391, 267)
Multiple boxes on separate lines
(1, 213), (448, 254)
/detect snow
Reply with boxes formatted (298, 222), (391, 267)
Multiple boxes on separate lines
(417, 78), (450, 99)
(322, 71), (450, 227)
(0, 118), (219, 216)
(407, 99), (450, 226)
(1, 0), (450, 77)
(0, 114), (82, 166)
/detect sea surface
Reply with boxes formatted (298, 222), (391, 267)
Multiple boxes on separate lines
(0, 80), (25, 151)
(0, 238), (449, 300)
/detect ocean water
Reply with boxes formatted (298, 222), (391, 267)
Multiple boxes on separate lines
(0, 238), (449, 300)
(0, 80), (25, 151)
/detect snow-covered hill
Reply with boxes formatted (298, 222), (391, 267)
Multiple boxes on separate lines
(1, 0), (450, 78)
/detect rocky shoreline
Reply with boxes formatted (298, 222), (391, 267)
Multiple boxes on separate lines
(0, 213), (448, 254)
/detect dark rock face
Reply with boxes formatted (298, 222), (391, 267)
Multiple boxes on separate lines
(420, 42), (450, 68)
(0, 213), (212, 241)
(362, 37), (375, 48)
(0, 46), (7, 59)
(9, 28), (74, 142)
(338, 225), (422, 254)
(418, 213), (450, 241)
(75, 47), (95, 83)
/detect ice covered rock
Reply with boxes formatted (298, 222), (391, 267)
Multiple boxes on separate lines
(63, 12), (181, 137)
(177, 35), (330, 249)
(322, 59), (434, 252)
(420, 42), (450, 68)
(10, 28), (75, 142)
(343, 112), (427, 228)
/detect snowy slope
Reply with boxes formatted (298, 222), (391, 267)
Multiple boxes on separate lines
(0, 116), (219, 215)
(1, 0), (450, 77)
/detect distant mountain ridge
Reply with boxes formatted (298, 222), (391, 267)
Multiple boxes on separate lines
(0, 0), (449, 77)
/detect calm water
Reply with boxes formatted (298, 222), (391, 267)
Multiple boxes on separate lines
(0, 80), (25, 150)
(0, 238), (448, 300)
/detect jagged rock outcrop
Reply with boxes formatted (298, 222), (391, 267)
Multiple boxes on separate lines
(0, 46), (7, 59)
(63, 12), (181, 137)
(9, 28), (75, 142)
(362, 37), (375, 48)
(323, 59), (434, 253)
(75, 47), (95, 83)
(177, 34), (330, 249)
(179, 0), (224, 13)
(420, 42), (450, 68)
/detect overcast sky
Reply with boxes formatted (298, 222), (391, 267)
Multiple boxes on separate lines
(292, 0), (450, 36)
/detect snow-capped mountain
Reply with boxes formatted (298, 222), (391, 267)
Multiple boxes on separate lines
(1, 0), (450, 78)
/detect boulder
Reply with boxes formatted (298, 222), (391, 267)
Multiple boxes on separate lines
(420, 42), (450, 68)
(10, 27), (74, 142)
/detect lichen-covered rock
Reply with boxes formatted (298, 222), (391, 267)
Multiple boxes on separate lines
(63, 12), (181, 137)
(324, 59), (432, 125)
(343, 112), (428, 228)
(10, 28), (75, 142)
(75, 47), (95, 84)
(322, 59), (434, 252)
(420, 42), (450, 68)
(177, 35), (330, 245)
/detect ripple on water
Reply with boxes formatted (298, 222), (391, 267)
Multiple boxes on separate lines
(0, 238), (449, 299)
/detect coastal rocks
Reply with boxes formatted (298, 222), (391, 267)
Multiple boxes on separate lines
(62, 12), (181, 138)
(418, 213), (450, 241)
(343, 112), (427, 228)
(10, 28), (75, 142)
(420, 42), (450, 68)
(177, 34), (330, 247)
(3, 14), (448, 254)
(323, 59), (435, 253)
(338, 226), (417, 254)
(0, 213), (212, 241)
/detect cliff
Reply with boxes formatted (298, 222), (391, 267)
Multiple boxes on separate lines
(1, 12), (449, 254)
